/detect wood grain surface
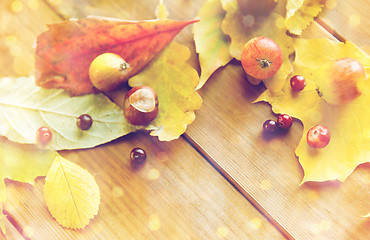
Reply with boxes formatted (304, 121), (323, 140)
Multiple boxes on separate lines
(0, 0), (369, 239)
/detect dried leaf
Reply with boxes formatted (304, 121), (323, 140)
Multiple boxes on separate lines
(0, 76), (134, 150)
(285, 0), (325, 35)
(256, 38), (370, 182)
(35, 16), (198, 96)
(221, 0), (294, 92)
(44, 156), (100, 229)
(193, 0), (232, 90)
(129, 42), (202, 141)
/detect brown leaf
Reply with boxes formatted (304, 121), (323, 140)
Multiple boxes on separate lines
(35, 16), (198, 96)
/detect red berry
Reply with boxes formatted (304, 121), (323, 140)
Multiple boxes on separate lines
(130, 148), (146, 165)
(307, 125), (330, 148)
(76, 114), (93, 130)
(290, 75), (307, 91)
(277, 114), (293, 130)
(36, 126), (52, 146)
(263, 120), (278, 134)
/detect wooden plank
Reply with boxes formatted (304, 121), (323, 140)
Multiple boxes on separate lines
(320, 0), (370, 52)
(4, 133), (286, 239)
(185, 20), (370, 240)
(0, 0), (286, 239)
(0, 216), (26, 240)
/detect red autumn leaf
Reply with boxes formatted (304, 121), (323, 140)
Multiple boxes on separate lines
(34, 16), (198, 96)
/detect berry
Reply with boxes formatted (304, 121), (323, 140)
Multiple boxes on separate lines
(76, 114), (93, 130)
(130, 148), (147, 165)
(277, 114), (293, 130)
(290, 75), (307, 91)
(263, 120), (278, 134)
(307, 125), (330, 148)
(36, 126), (52, 146)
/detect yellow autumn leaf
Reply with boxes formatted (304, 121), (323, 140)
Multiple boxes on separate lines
(193, 0), (232, 90)
(285, 0), (325, 35)
(129, 42), (202, 141)
(257, 38), (370, 183)
(221, 0), (294, 93)
(155, 0), (169, 20)
(44, 156), (100, 229)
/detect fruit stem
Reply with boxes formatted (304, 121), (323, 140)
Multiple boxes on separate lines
(316, 88), (323, 97)
(256, 58), (272, 69)
(120, 62), (130, 71)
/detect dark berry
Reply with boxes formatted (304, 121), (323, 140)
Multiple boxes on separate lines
(290, 75), (307, 91)
(277, 114), (293, 130)
(263, 120), (278, 134)
(76, 114), (93, 130)
(36, 126), (52, 146)
(130, 148), (146, 165)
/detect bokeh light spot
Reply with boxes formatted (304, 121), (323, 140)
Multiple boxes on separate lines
(250, 217), (262, 229)
(349, 14), (361, 27)
(148, 214), (161, 231)
(217, 226), (229, 238)
(11, 0), (24, 12)
(147, 168), (160, 180)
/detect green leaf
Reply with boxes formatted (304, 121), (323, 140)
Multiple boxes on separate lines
(0, 76), (135, 150)
(129, 42), (203, 141)
(193, 0), (232, 90)
(0, 137), (55, 233)
(44, 156), (100, 229)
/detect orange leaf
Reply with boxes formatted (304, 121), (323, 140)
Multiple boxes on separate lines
(35, 16), (198, 96)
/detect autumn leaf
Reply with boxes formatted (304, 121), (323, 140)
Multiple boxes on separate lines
(35, 16), (198, 96)
(285, 0), (325, 35)
(193, 0), (232, 90)
(221, 0), (294, 93)
(129, 42), (202, 141)
(44, 156), (100, 229)
(256, 38), (370, 182)
(0, 76), (135, 150)
(155, 0), (169, 20)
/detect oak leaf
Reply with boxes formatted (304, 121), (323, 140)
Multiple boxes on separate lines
(193, 0), (232, 90)
(285, 0), (325, 35)
(129, 42), (202, 141)
(256, 38), (370, 182)
(0, 76), (135, 150)
(44, 156), (100, 229)
(221, 0), (294, 93)
(35, 16), (198, 96)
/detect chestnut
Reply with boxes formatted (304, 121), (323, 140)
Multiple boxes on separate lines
(124, 86), (159, 125)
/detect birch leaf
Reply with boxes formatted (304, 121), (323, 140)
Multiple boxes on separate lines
(0, 76), (135, 150)
(44, 156), (100, 229)
(193, 0), (232, 90)
(129, 42), (202, 141)
(256, 39), (370, 182)
(221, 0), (294, 93)
(285, 0), (325, 35)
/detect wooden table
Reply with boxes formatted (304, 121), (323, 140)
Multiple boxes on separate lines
(1, 0), (369, 239)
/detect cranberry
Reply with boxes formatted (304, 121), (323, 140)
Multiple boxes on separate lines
(263, 120), (278, 134)
(76, 114), (93, 130)
(36, 126), (52, 146)
(277, 114), (293, 130)
(290, 75), (307, 91)
(307, 125), (330, 148)
(130, 148), (146, 165)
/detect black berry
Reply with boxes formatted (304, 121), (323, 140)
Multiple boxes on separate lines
(76, 114), (93, 130)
